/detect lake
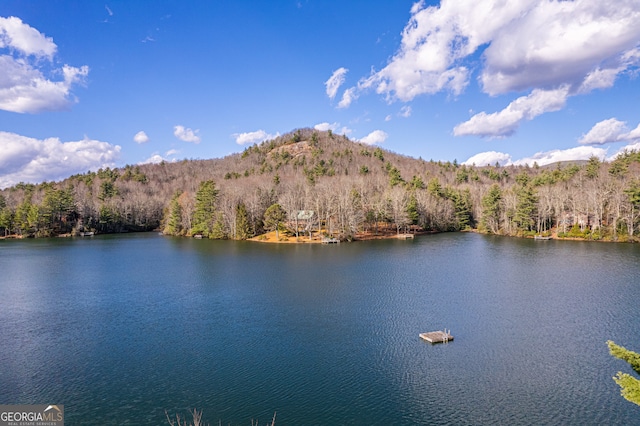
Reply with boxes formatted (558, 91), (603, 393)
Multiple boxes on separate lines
(1, 233), (639, 425)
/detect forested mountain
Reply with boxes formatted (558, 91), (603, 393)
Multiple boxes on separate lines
(1, 128), (640, 241)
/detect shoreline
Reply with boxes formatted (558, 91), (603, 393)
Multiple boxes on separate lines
(2, 228), (637, 243)
(247, 229), (438, 244)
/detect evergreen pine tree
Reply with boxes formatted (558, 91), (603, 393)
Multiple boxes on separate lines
(586, 156), (600, 179)
(263, 203), (286, 239)
(15, 194), (34, 235)
(235, 203), (251, 240)
(191, 180), (219, 237)
(481, 184), (502, 234)
(448, 188), (473, 230)
(514, 184), (538, 233)
(0, 195), (9, 236)
(406, 192), (419, 225)
(164, 192), (183, 235)
(607, 341), (640, 406)
(210, 212), (227, 239)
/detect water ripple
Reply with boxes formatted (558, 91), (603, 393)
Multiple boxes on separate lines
(1, 234), (639, 425)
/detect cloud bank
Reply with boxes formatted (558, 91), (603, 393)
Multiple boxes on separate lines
(462, 146), (609, 167)
(463, 141), (640, 168)
(233, 130), (279, 145)
(578, 118), (640, 145)
(0, 16), (89, 113)
(0, 131), (120, 188)
(333, 0), (640, 137)
(454, 86), (570, 138)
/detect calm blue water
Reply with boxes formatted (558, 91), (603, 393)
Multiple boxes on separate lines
(0, 233), (639, 425)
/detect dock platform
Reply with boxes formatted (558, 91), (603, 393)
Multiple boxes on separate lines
(322, 237), (340, 244)
(419, 330), (453, 344)
(397, 233), (414, 239)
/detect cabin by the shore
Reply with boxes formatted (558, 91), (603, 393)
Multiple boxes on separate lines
(290, 210), (316, 240)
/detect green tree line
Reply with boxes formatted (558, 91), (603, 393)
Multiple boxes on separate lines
(1, 129), (640, 241)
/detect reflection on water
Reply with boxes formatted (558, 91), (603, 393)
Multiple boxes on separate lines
(1, 233), (639, 425)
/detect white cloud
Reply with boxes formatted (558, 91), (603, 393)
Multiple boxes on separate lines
(358, 130), (388, 145)
(624, 123), (640, 141)
(453, 86), (570, 138)
(325, 67), (348, 100)
(313, 122), (352, 135)
(340, 0), (523, 103)
(578, 118), (628, 145)
(578, 67), (624, 94)
(511, 146), (608, 167)
(337, 87), (358, 109)
(578, 118), (640, 145)
(462, 151), (512, 167)
(314, 122), (337, 132)
(139, 154), (165, 165)
(233, 129), (279, 145)
(133, 131), (149, 144)
(399, 105), (412, 118)
(609, 142), (640, 160)
(0, 131), (121, 188)
(0, 17), (89, 114)
(0, 57), (89, 114)
(339, 0), (640, 135)
(0, 16), (56, 58)
(464, 145), (608, 168)
(480, 1), (640, 95)
(173, 125), (201, 143)
(384, 115), (392, 122)
(139, 149), (179, 165)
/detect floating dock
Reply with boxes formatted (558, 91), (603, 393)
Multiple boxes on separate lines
(322, 237), (340, 244)
(419, 330), (453, 344)
(397, 233), (414, 239)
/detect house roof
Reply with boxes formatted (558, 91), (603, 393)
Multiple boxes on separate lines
(294, 210), (314, 220)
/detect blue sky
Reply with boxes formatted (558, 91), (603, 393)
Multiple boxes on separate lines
(1, 0), (640, 188)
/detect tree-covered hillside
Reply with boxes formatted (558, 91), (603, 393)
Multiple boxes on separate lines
(1, 128), (640, 241)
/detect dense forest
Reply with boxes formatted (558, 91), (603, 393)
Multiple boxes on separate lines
(1, 128), (640, 242)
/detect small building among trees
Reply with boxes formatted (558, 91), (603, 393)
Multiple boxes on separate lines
(290, 210), (315, 240)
